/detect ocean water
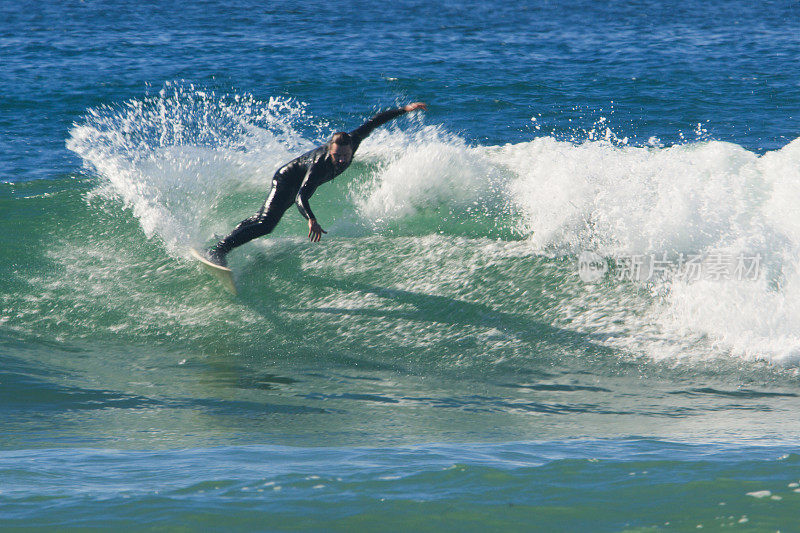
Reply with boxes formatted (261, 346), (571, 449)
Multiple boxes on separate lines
(3, 0), (800, 530)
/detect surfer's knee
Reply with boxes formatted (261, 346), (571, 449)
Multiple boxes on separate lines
(257, 214), (279, 234)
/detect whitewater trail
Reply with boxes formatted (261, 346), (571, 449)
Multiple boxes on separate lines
(65, 86), (800, 365)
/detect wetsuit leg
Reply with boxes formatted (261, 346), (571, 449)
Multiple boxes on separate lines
(208, 179), (295, 264)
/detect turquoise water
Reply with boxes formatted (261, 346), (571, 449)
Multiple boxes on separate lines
(4, 0), (800, 530)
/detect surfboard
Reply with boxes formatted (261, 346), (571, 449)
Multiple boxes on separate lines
(190, 248), (237, 295)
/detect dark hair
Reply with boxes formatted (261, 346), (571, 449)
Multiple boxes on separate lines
(330, 132), (352, 146)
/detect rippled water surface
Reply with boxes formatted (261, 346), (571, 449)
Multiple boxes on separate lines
(3, 0), (800, 530)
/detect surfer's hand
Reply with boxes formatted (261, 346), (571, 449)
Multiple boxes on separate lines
(403, 102), (427, 112)
(308, 219), (327, 242)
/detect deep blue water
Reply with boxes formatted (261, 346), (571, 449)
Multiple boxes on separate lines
(3, 0), (800, 530)
(4, 0), (799, 181)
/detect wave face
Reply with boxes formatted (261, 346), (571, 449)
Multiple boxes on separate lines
(5, 1), (800, 529)
(4, 85), (800, 459)
(46, 86), (800, 368)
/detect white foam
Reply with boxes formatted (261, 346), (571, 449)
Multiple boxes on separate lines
(66, 85), (800, 365)
(67, 84), (317, 254)
(353, 139), (505, 226)
(353, 130), (800, 364)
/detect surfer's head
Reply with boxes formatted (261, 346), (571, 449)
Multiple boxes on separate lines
(328, 132), (353, 166)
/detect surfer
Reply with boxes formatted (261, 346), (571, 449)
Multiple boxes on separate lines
(205, 102), (428, 266)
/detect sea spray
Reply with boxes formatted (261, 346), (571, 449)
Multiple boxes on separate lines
(67, 83), (323, 254)
(62, 86), (800, 365)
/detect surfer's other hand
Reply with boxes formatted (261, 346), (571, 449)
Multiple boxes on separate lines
(403, 102), (427, 112)
(308, 219), (327, 242)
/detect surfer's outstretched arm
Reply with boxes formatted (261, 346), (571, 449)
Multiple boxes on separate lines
(209, 102), (427, 255)
(294, 102), (426, 242)
(348, 102), (427, 150)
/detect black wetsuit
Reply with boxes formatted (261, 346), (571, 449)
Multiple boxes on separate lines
(209, 106), (408, 265)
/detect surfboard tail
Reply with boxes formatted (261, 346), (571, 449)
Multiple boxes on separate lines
(190, 248), (237, 295)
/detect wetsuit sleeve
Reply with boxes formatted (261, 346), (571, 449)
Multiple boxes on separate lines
(349, 107), (408, 151)
(296, 175), (318, 221)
